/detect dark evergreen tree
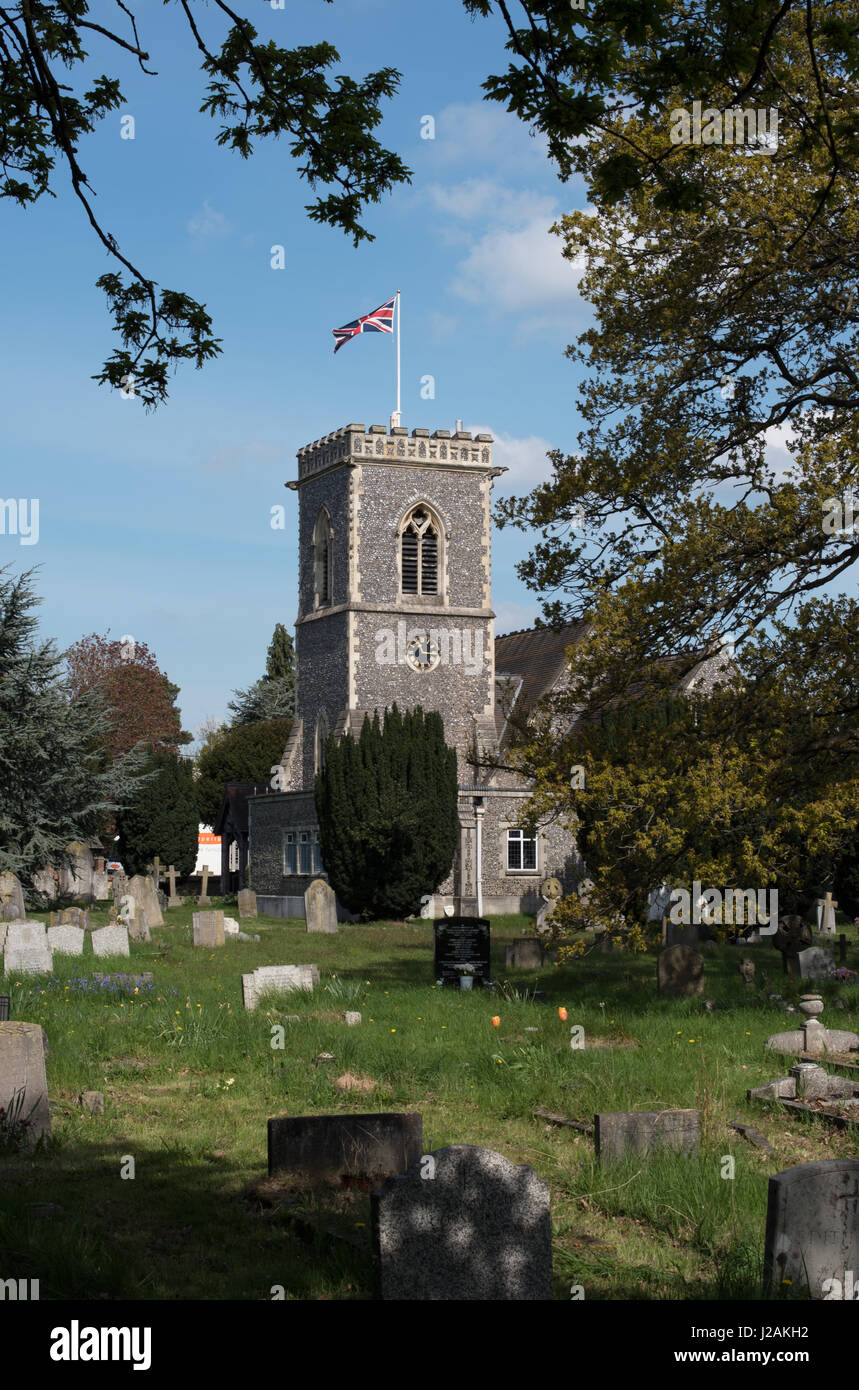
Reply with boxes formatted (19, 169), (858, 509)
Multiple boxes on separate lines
(265, 624), (295, 683)
(116, 750), (198, 876)
(315, 704), (458, 919)
(195, 717), (293, 828)
(228, 624), (295, 725)
(0, 567), (148, 885)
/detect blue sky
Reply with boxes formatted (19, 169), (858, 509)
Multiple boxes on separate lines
(2, 0), (595, 740)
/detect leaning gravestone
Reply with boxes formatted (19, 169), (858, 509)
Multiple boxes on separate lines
(242, 964), (319, 1011)
(305, 879), (337, 934)
(0, 1021), (51, 1146)
(371, 1145), (553, 1301)
(798, 946), (836, 981)
(764, 1160), (859, 1298)
(0, 872), (26, 922)
(91, 925), (130, 958)
(268, 1112), (422, 1184)
(433, 917), (491, 987)
(238, 888), (258, 920)
(193, 911), (225, 948)
(125, 875), (163, 928)
(47, 925), (85, 958)
(595, 1109), (700, 1160)
(3, 923), (53, 976)
(657, 944), (704, 998)
(128, 911), (150, 944)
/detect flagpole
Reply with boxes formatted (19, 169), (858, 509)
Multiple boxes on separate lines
(395, 289), (401, 427)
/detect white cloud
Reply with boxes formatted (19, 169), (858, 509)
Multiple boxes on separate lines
(764, 422), (797, 480)
(187, 201), (233, 242)
(427, 102), (549, 172)
(451, 217), (583, 311)
(467, 426), (559, 491)
(425, 180), (557, 227)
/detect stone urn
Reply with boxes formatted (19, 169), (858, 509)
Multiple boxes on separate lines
(798, 994), (824, 1020)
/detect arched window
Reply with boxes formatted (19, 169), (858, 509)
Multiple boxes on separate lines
(400, 506), (439, 595)
(313, 509), (333, 609)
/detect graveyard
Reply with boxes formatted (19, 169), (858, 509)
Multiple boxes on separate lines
(1, 887), (858, 1301)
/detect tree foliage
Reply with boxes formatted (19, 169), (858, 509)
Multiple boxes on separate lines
(116, 749), (198, 876)
(0, 0), (411, 405)
(228, 623), (295, 725)
(315, 705), (458, 919)
(195, 716), (292, 827)
(64, 631), (192, 762)
(0, 567), (147, 885)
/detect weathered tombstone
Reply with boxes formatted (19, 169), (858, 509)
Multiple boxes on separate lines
(739, 957), (756, 987)
(657, 944), (704, 998)
(0, 872), (26, 921)
(773, 915), (813, 977)
(0, 1021), (51, 1146)
(433, 917), (491, 987)
(167, 865), (182, 908)
(798, 946), (836, 981)
(91, 868), (110, 901)
(242, 963), (318, 1010)
(3, 923), (53, 976)
(192, 910), (225, 948)
(47, 925), (85, 958)
(223, 917), (240, 937)
(111, 871), (128, 906)
(595, 1109), (700, 1160)
(268, 1112), (422, 1184)
(305, 879), (337, 934)
(197, 864), (211, 907)
(128, 910), (151, 944)
(505, 938), (547, 970)
(126, 875), (164, 928)
(371, 1145), (553, 1301)
(57, 907), (89, 929)
(763, 1160), (859, 1298)
(90, 925), (131, 958)
(32, 867), (57, 900)
(60, 841), (94, 900)
(238, 888), (258, 919)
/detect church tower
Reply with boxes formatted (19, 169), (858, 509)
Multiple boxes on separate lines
(279, 422), (502, 791)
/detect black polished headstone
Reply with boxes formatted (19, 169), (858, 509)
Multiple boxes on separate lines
(433, 917), (490, 987)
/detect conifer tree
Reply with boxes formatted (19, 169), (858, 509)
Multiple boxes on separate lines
(315, 705), (458, 919)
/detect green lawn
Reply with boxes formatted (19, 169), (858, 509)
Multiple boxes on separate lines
(1, 904), (857, 1300)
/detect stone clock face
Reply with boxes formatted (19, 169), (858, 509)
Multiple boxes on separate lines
(406, 634), (440, 671)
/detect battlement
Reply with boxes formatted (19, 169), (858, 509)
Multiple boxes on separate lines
(296, 423), (494, 481)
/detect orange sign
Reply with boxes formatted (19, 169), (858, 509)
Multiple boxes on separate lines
(199, 833), (222, 845)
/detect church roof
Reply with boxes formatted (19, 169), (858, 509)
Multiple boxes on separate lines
(493, 621), (589, 741)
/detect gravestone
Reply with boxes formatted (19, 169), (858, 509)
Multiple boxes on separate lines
(815, 893), (838, 937)
(657, 945), (704, 998)
(91, 925), (130, 958)
(595, 1109), (700, 1160)
(125, 875), (164, 928)
(60, 841), (93, 899)
(128, 910), (150, 944)
(371, 1145), (553, 1301)
(505, 938), (548, 970)
(111, 871), (128, 906)
(47, 925), (85, 958)
(192, 910), (225, 948)
(763, 1160), (859, 1298)
(91, 868), (110, 901)
(3, 923), (53, 976)
(223, 917), (240, 937)
(0, 872), (26, 921)
(433, 917), (491, 987)
(739, 957), (756, 987)
(268, 1112), (422, 1184)
(242, 964), (319, 1010)
(0, 926), (6, 953)
(55, 907), (89, 929)
(238, 889), (258, 920)
(167, 865), (182, 908)
(0, 1021), (51, 1146)
(798, 946), (836, 981)
(305, 879), (337, 934)
(197, 864), (211, 907)
(32, 867), (57, 900)
(773, 915), (813, 977)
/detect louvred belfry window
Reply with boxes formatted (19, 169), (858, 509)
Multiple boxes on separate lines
(401, 508), (439, 595)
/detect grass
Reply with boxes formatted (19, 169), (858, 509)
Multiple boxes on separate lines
(1, 903), (857, 1300)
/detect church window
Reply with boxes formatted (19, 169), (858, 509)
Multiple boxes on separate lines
(284, 832), (296, 875)
(507, 829), (537, 872)
(313, 509), (333, 609)
(401, 507), (439, 595)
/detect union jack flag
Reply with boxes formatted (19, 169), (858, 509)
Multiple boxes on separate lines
(332, 296), (396, 353)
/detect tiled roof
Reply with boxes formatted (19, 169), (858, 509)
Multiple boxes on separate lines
(493, 621), (589, 740)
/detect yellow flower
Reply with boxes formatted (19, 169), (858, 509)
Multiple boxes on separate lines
(391, 1029), (396, 1033)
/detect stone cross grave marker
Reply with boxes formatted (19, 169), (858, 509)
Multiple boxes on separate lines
(371, 1145), (554, 1301)
(595, 1110), (700, 1160)
(167, 865), (182, 908)
(772, 915), (813, 977)
(305, 879), (337, 934)
(238, 888), (258, 919)
(91, 925), (130, 958)
(433, 917), (491, 987)
(763, 1159), (859, 1298)
(268, 1112), (422, 1184)
(3, 923), (53, 976)
(197, 864), (211, 906)
(0, 1021), (51, 1147)
(657, 944), (704, 998)
(192, 911), (225, 948)
(47, 925), (85, 958)
(816, 892), (838, 937)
